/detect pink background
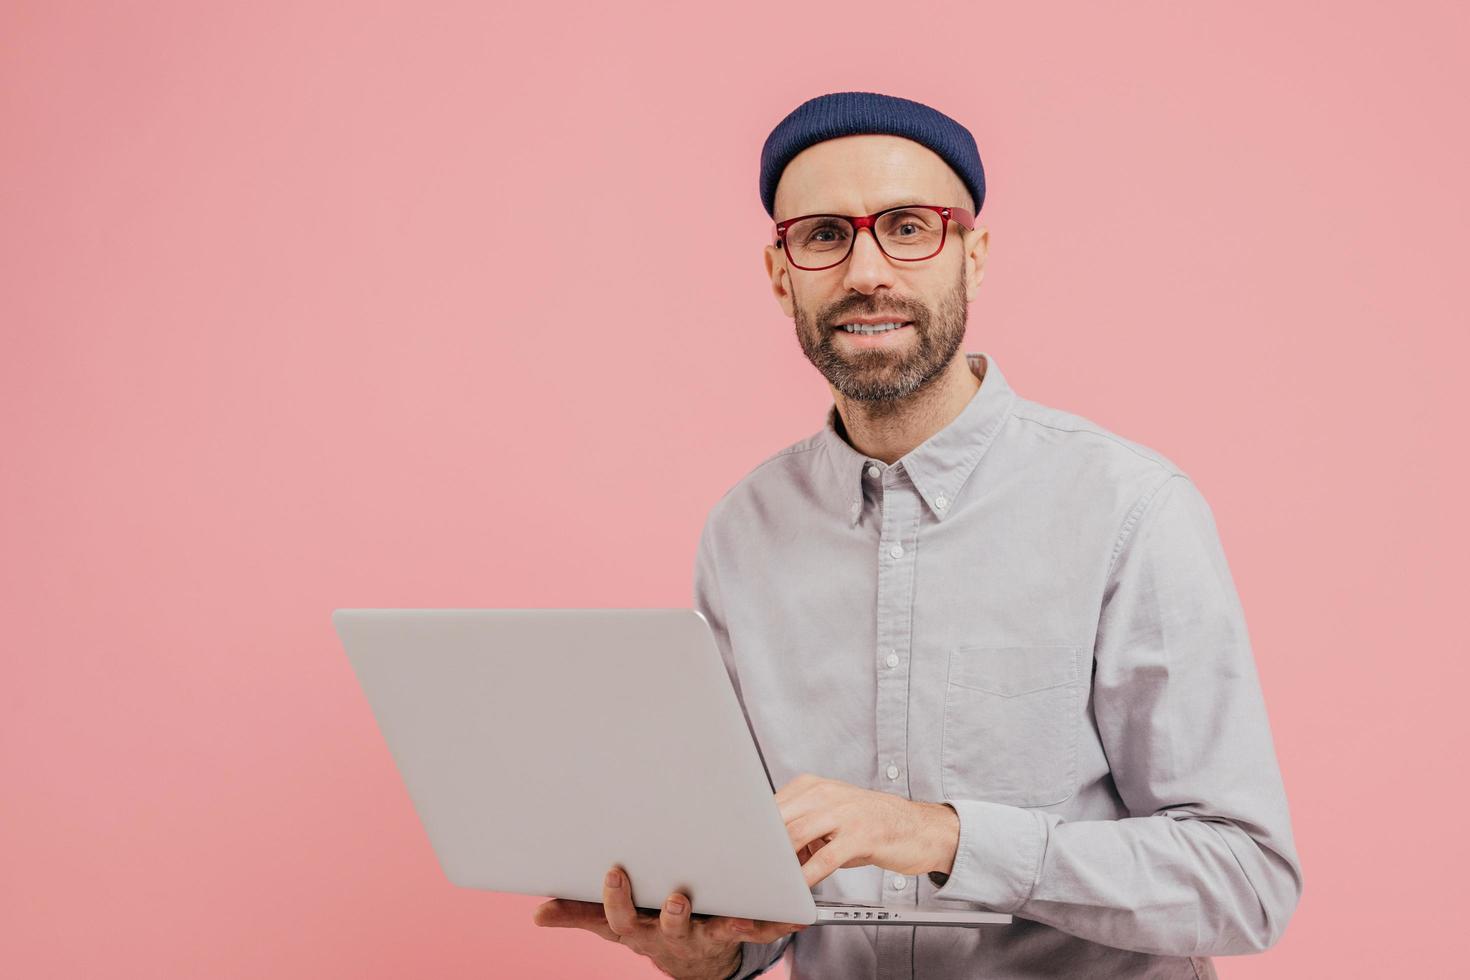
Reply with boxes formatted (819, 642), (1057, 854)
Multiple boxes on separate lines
(3, 2), (1466, 976)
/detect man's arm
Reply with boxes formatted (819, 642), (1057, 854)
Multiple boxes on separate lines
(930, 474), (1303, 957)
(694, 515), (799, 980)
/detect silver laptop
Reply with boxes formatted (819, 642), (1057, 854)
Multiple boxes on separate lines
(333, 608), (1011, 928)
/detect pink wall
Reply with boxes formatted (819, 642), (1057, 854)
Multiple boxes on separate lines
(3, 2), (1465, 976)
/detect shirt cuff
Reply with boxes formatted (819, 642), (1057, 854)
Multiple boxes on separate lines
(930, 798), (1047, 912)
(730, 934), (793, 979)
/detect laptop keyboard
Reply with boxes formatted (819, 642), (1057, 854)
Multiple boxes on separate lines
(817, 899), (886, 908)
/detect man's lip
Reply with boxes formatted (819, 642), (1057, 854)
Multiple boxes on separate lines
(834, 316), (915, 326)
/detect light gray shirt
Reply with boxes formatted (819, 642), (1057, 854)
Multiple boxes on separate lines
(692, 352), (1302, 980)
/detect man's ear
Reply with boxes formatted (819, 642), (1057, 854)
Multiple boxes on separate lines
(764, 243), (795, 318)
(963, 225), (989, 303)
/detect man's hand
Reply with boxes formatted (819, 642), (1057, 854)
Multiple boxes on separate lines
(532, 865), (807, 980)
(778, 773), (961, 889)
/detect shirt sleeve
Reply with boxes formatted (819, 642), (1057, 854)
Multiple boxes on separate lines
(930, 473), (1303, 957)
(728, 936), (794, 979)
(695, 517), (801, 979)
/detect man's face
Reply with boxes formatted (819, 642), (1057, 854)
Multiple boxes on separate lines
(764, 134), (988, 404)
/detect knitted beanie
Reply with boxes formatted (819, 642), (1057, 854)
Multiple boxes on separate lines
(759, 91), (985, 219)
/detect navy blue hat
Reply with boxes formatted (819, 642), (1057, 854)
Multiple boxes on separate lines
(759, 91), (985, 219)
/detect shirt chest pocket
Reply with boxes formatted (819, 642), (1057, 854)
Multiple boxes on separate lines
(940, 644), (1083, 808)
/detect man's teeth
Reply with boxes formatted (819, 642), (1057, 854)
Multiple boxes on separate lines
(838, 321), (907, 334)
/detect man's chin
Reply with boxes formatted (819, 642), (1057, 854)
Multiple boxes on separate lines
(828, 348), (917, 374)
(822, 363), (923, 399)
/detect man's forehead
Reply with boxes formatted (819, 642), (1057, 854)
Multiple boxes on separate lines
(773, 134), (969, 219)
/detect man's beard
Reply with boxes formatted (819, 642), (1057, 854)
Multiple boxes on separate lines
(793, 264), (969, 403)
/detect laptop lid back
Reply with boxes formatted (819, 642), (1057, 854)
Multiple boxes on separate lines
(333, 608), (818, 924)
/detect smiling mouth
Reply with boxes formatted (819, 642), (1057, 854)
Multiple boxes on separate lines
(834, 321), (914, 335)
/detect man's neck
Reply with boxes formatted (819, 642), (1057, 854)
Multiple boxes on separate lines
(833, 353), (984, 465)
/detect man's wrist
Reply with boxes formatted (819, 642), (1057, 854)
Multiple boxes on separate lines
(704, 942), (744, 980)
(926, 801), (960, 876)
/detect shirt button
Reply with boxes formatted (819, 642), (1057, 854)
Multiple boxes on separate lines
(935, 494), (948, 510)
(886, 764), (900, 780)
(866, 464), (881, 479)
(888, 544), (904, 559)
(849, 499), (861, 516)
(890, 876), (907, 891)
(884, 652), (900, 668)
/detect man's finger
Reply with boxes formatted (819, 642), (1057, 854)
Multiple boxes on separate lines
(658, 892), (692, 941)
(746, 919), (809, 944)
(800, 837), (849, 889)
(797, 834), (832, 865)
(773, 772), (820, 805)
(601, 866), (643, 938)
(708, 915), (758, 944)
(532, 899), (620, 942)
(787, 812), (840, 854)
(776, 784), (831, 828)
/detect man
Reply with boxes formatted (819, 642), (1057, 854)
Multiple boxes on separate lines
(533, 91), (1302, 979)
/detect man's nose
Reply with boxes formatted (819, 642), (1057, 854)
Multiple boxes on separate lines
(842, 228), (896, 294)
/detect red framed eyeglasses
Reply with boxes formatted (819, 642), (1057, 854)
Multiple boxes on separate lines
(774, 204), (976, 271)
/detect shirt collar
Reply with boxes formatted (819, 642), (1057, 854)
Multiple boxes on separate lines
(818, 351), (1017, 526)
